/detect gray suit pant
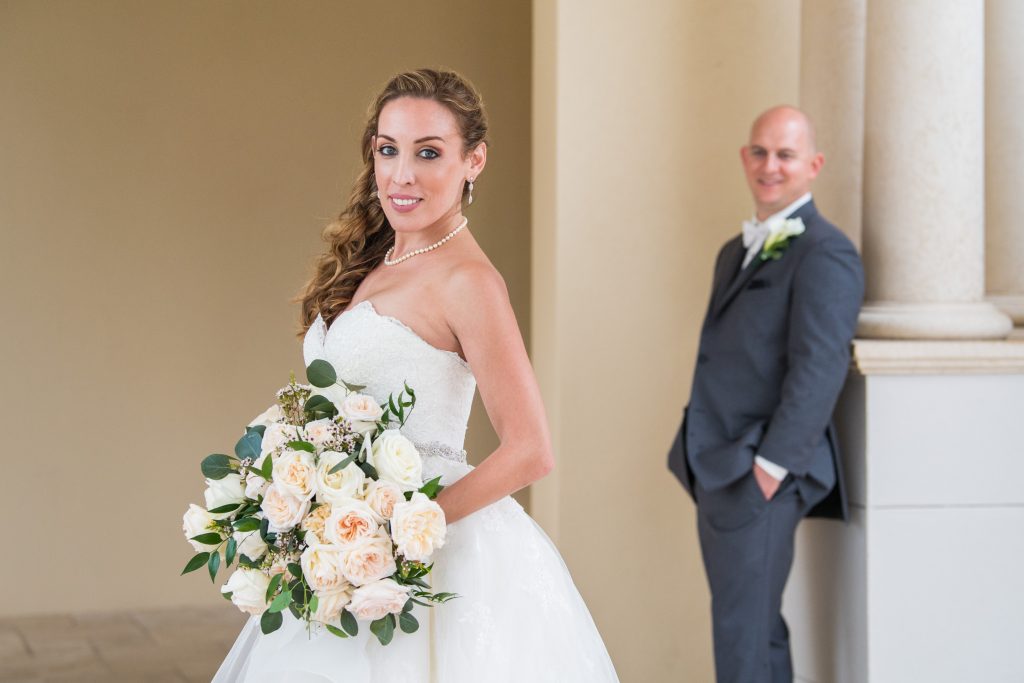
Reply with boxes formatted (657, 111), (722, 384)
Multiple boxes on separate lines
(696, 474), (811, 683)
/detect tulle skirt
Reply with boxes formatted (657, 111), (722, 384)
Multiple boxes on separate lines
(213, 455), (619, 682)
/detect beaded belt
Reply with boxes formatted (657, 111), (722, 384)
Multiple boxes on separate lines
(415, 440), (468, 465)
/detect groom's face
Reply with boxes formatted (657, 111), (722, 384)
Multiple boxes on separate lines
(740, 109), (824, 220)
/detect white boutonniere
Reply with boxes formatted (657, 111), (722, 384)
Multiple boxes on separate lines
(759, 217), (805, 262)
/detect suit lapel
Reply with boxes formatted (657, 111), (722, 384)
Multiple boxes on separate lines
(712, 247), (766, 317)
(709, 237), (745, 315)
(711, 199), (818, 318)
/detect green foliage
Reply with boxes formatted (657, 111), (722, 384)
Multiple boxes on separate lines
(418, 476), (445, 500)
(306, 359), (337, 388)
(201, 454), (235, 480)
(207, 551), (221, 583)
(235, 431), (262, 461)
(285, 440), (316, 453)
(189, 533), (222, 546)
(370, 614), (396, 645)
(181, 552), (210, 575)
(260, 609), (283, 634)
(340, 609), (359, 637)
(398, 611), (419, 634)
(327, 454), (356, 475)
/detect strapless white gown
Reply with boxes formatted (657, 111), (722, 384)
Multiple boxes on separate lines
(213, 301), (619, 682)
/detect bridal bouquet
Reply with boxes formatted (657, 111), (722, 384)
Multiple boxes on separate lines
(181, 359), (455, 645)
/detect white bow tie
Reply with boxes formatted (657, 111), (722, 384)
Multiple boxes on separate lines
(742, 219), (771, 248)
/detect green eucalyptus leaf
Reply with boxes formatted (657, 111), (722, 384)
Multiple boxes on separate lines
(269, 590), (292, 614)
(325, 624), (349, 638)
(265, 573), (283, 603)
(308, 595), (319, 615)
(402, 598), (414, 613)
(370, 614), (395, 646)
(398, 611), (419, 634)
(260, 609), (283, 634)
(358, 461), (378, 479)
(341, 380), (366, 392)
(306, 359), (337, 388)
(181, 552), (210, 575)
(235, 431), (262, 461)
(246, 424), (267, 437)
(340, 609), (359, 637)
(201, 454), (234, 480)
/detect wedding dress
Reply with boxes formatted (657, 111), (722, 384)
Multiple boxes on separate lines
(213, 300), (619, 682)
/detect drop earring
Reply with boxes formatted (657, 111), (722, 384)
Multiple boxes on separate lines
(466, 178), (475, 206)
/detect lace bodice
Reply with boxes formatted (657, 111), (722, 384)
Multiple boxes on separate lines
(302, 301), (476, 454)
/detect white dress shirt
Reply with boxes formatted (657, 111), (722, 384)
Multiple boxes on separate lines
(741, 192), (812, 482)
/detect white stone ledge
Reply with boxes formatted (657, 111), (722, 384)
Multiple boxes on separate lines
(851, 339), (1024, 375)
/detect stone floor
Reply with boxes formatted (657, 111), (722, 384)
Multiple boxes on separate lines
(0, 605), (247, 682)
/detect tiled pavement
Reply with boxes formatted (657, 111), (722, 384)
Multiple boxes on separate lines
(0, 606), (247, 682)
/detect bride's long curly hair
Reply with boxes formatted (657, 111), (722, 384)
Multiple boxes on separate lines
(297, 68), (489, 335)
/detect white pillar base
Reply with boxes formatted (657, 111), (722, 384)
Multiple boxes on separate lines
(784, 341), (1024, 683)
(857, 301), (1012, 339)
(987, 293), (1024, 327)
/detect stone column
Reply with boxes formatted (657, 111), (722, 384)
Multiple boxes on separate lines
(858, 0), (1011, 339)
(986, 0), (1024, 332)
(799, 0), (866, 248)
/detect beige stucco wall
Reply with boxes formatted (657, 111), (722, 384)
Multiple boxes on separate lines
(532, 1), (801, 680)
(0, 1), (530, 616)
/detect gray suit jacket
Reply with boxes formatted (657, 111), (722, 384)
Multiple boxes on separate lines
(668, 200), (864, 520)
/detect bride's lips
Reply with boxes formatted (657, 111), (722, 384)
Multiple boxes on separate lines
(389, 195), (422, 213)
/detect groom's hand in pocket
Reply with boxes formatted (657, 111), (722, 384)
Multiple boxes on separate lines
(753, 463), (781, 501)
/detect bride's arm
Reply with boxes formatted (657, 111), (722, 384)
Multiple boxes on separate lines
(434, 261), (554, 524)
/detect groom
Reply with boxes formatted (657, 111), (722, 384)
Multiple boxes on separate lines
(668, 106), (864, 683)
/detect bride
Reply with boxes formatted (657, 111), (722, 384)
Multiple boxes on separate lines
(213, 69), (619, 682)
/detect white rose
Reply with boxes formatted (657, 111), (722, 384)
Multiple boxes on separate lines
(248, 404), (285, 429)
(339, 394), (383, 435)
(347, 578), (409, 621)
(391, 492), (446, 562)
(339, 528), (396, 586)
(316, 451), (367, 505)
(312, 587), (353, 624)
(182, 504), (219, 551)
(272, 449), (316, 501)
(221, 568), (271, 616)
(325, 499), (381, 547)
(261, 422), (303, 458)
(261, 483), (311, 532)
(310, 383), (349, 411)
(244, 471), (269, 500)
(304, 418), (340, 451)
(233, 528), (268, 561)
(300, 542), (349, 594)
(364, 479), (404, 520)
(203, 474), (245, 518)
(369, 430), (423, 491)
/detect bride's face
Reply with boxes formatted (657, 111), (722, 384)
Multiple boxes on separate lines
(373, 97), (484, 236)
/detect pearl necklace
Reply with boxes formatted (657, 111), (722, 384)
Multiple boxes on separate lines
(383, 217), (468, 266)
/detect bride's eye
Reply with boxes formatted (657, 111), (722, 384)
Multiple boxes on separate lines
(377, 144), (398, 157)
(418, 148), (439, 160)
